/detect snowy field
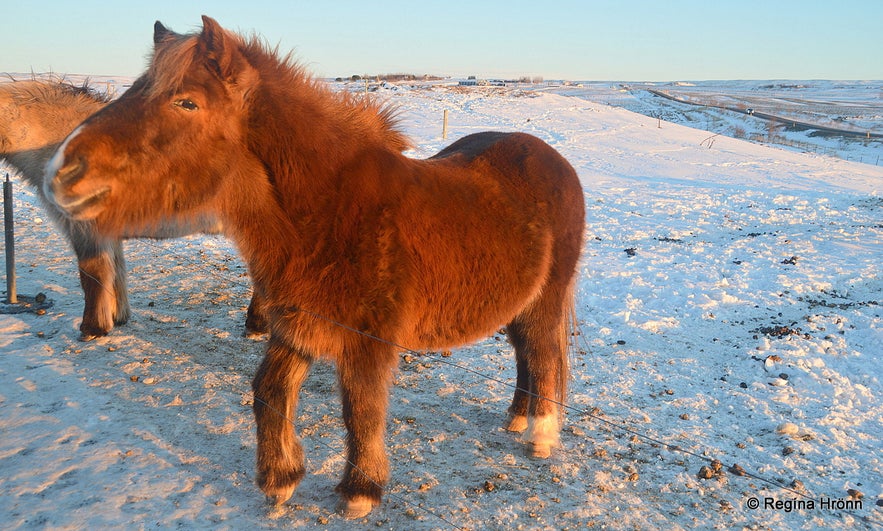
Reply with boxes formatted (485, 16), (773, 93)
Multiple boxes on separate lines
(1, 78), (882, 530)
(553, 80), (883, 165)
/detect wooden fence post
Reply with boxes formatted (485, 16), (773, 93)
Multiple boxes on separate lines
(4, 173), (17, 304)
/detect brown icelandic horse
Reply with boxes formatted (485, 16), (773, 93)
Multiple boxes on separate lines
(45, 16), (585, 518)
(0, 79), (267, 339)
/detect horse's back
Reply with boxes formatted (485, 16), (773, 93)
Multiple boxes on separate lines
(438, 131), (586, 288)
(429, 131), (515, 160)
(394, 132), (584, 348)
(427, 131), (584, 235)
(0, 83), (24, 153)
(431, 131), (580, 191)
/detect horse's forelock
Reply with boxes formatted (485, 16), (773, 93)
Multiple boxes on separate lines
(145, 25), (256, 97)
(146, 33), (200, 97)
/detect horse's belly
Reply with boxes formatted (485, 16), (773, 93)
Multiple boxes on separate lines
(403, 226), (553, 350)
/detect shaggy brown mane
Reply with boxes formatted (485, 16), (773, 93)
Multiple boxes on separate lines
(240, 36), (411, 152)
(147, 23), (410, 154)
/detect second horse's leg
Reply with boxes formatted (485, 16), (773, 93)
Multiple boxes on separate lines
(70, 222), (126, 340)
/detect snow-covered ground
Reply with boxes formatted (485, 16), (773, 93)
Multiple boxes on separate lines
(1, 78), (881, 530)
(552, 80), (883, 165)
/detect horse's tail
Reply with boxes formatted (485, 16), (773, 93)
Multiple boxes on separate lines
(557, 278), (577, 417)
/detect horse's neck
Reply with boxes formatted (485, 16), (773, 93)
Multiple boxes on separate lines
(218, 158), (316, 294)
(248, 80), (395, 194)
(1, 145), (61, 188)
(229, 135), (394, 318)
(230, 80), (405, 291)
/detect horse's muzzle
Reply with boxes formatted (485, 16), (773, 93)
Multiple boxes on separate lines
(48, 156), (111, 219)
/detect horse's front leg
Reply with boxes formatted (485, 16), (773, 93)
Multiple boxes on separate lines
(68, 221), (129, 340)
(109, 239), (130, 326)
(252, 337), (312, 505)
(335, 341), (397, 518)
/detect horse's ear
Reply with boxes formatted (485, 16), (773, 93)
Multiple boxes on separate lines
(153, 21), (174, 45)
(198, 15), (239, 82)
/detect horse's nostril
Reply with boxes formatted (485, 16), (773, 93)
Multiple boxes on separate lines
(55, 156), (87, 187)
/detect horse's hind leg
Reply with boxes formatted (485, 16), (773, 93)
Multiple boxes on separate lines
(252, 338), (313, 505)
(505, 348), (531, 434)
(505, 287), (571, 458)
(335, 341), (397, 518)
(244, 287), (270, 337)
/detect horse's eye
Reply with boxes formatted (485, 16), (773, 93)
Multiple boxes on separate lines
(174, 99), (199, 111)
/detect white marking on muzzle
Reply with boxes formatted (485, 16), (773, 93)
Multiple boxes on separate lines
(43, 125), (83, 205)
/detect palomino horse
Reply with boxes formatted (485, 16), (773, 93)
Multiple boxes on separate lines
(0, 79), (267, 338)
(45, 17), (585, 518)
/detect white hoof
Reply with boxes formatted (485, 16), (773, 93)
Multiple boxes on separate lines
(525, 414), (560, 459)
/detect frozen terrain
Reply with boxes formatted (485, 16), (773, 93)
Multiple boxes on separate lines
(1, 77), (881, 530)
(551, 80), (883, 164)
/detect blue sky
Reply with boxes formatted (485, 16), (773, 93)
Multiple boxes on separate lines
(2, 1), (881, 81)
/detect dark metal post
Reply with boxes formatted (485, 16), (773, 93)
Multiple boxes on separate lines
(4, 173), (16, 304)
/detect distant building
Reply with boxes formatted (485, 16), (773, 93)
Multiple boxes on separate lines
(458, 77), (506, 87)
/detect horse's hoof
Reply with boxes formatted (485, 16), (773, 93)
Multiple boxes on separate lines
(338, 495), (375, 519)
(263, 486), (295, 507)
(244, 329), (269, 341)
(506, 414), (528, 433)
(525, 414), (560, 458)
(529, 442), (553, 459)
(78, 329), (108, 342)
(264, 493), (289, 507)
(114, 308), (131, 326)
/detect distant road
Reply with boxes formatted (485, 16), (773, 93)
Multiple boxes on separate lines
(646, 89), (883, 140)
